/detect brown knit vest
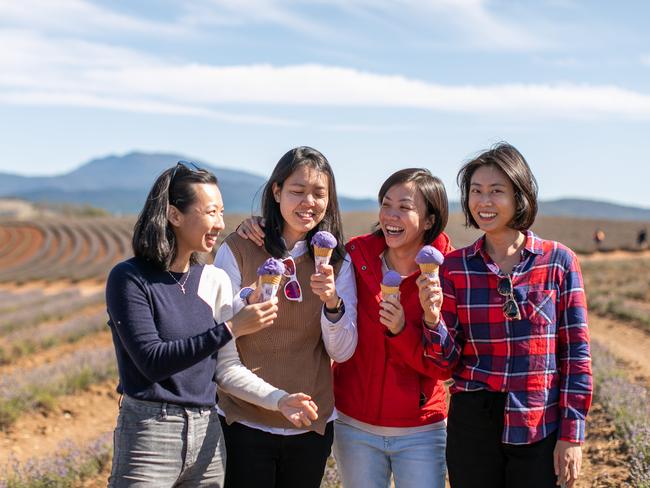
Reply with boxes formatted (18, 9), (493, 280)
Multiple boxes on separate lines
(218, 233), (340, 435)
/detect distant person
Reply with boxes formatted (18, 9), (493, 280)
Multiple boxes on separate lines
(421, 143), (592, 488)
(105, 161), (317, 487)
(593, 228), (605, 251)
(638, 228), (648, 249)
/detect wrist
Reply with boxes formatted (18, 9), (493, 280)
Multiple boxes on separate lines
(324, 296), (343, 314)
(423, 315), (439, 330)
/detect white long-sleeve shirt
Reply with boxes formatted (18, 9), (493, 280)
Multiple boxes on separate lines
(214, 239), (358, 435)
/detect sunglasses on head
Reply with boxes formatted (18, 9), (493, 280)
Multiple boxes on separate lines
(170, 160), (202, 183)
(497, 274), (521, 320)
(282, 256), (302, 302)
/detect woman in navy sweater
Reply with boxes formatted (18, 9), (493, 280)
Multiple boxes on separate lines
(106, 162), (318, 487)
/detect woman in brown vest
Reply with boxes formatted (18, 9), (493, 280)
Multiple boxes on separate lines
(214, 147), (357, 488)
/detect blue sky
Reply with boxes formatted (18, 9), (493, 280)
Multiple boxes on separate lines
(1, 0), (649, 207)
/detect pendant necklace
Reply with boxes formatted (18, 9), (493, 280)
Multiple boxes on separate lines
(168, 267), (191, 294)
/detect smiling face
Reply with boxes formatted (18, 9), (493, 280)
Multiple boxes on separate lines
(468, 164), (517, 235)
(379, 181), (433, 253)
(273, 165), (329, 245)
(169, 183), (225, 255)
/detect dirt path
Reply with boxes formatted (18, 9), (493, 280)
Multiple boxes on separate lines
(0, 381), (118, 465)
(589, 315), (650, 386)
(580, 249), (650, 262)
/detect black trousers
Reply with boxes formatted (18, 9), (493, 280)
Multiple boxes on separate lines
(446, 391), (558, 488)
(219, 416), (333, 488)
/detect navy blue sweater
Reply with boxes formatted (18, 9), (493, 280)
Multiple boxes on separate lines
(106, 257), (232, 407)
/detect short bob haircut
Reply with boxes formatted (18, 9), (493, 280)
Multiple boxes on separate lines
(375, 168), (449, 245)
(132, 162), (218, 270)
(260, 146), (345, 265)
(457, 142), (538, 231)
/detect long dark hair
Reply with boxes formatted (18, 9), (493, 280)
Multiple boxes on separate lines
(260, 146), (345, 265)
(374, 168), (449, 244)
(132, 163), (218, 270)
(457, 142), (538, 230)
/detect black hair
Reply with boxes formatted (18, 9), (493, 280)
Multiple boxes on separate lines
(458, 142), (538, 230)
(132, 163), (218, 270)
(260, 146), (345, 265)
(374, 168), (449, 244)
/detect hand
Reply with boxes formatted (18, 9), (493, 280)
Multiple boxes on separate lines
(277, 393), (319, 427)
(236, 216), (265, 247)
(310, 264), (337, 307)
(416, 274), (443, 327)
(379, 295), (405, 335)
(229, 297), (278, 339)
(553, 440), (582, 488)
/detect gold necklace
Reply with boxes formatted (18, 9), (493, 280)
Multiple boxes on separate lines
(168, 267), (191, 294)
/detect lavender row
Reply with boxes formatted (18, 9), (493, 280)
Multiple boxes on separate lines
(0, 433), (112, 487)
(591, 340), (650, 487)
(0, 291), (104, 335)
(0, 346), (116, 429)
(0, 310), (108, 364)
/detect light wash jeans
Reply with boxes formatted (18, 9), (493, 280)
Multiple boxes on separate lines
(333, 419), (447, 488)
(108, 395), (226, 488)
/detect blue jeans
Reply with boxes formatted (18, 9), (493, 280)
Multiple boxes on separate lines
(333, 419), (447, 488)
(109, 396), (226, 487)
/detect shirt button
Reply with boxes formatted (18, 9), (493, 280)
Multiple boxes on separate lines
(361, 265), (367, 270)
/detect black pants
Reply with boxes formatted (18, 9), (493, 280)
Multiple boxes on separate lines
(219, 416), (333, 488)
(446, 391), (558, 488)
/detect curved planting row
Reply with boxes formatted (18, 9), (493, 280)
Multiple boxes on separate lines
(0, 218), (135, 283)
(0, 346), (116, 430)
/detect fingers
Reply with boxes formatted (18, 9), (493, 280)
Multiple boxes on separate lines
(237, 217), (265, 246)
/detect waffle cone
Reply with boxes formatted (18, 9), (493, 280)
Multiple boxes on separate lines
(418, 263), (439, 276)
(260, 274), (282, 286)
(380, 284), (400, 297)
(314, 246), (334, 258)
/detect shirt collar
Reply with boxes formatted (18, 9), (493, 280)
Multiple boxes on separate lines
(466, 230), (543, 260)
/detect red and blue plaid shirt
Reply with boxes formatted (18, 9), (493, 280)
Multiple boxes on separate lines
(423, 231), (592, 445)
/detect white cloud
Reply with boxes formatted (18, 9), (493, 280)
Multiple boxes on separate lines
(642, 54), (650, 66)
(182, 0), (547, 51)
(2, 30), (650, 123)
(0, 0), (185, 37)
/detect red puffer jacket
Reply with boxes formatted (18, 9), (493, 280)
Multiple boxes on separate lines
(333, 232), (453, 427)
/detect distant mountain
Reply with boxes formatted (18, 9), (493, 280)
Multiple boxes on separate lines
(3, 153), (648, 220)
(538, 198), (650, 221)
(2, 152), (377, 214)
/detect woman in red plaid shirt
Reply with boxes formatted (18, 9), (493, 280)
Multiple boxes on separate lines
(420, 143), (592, 488)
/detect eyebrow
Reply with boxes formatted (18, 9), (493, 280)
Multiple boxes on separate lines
(470, 182), (507, 187)
(384, 195), (415, 202)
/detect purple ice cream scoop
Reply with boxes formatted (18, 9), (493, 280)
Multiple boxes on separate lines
(257, 258), (285, 276)
(415, 245), (444, 266)
(382, 270), (402, 287)
(311, 231), (337, 249)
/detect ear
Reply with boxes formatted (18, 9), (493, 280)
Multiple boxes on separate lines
(167, 204), (183, 227)
(272, 182), (281, 203)
(424, 215), (435, 230)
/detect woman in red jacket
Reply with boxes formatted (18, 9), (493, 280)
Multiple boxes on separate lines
(236, 167), (451, 488)
(332, 168), (451, 488)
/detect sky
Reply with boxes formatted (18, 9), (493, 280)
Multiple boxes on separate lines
(1, 0), (649, 207)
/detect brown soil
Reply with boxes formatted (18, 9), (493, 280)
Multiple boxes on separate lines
(0, 381), (118, 465)
(589, 315), (650, 387)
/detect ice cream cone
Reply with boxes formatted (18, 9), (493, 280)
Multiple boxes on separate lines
(418, 263), (439, 277)
(380, 284), (400, 301)
(314, 245), (333, 269)
(259, 274), (282, 301)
